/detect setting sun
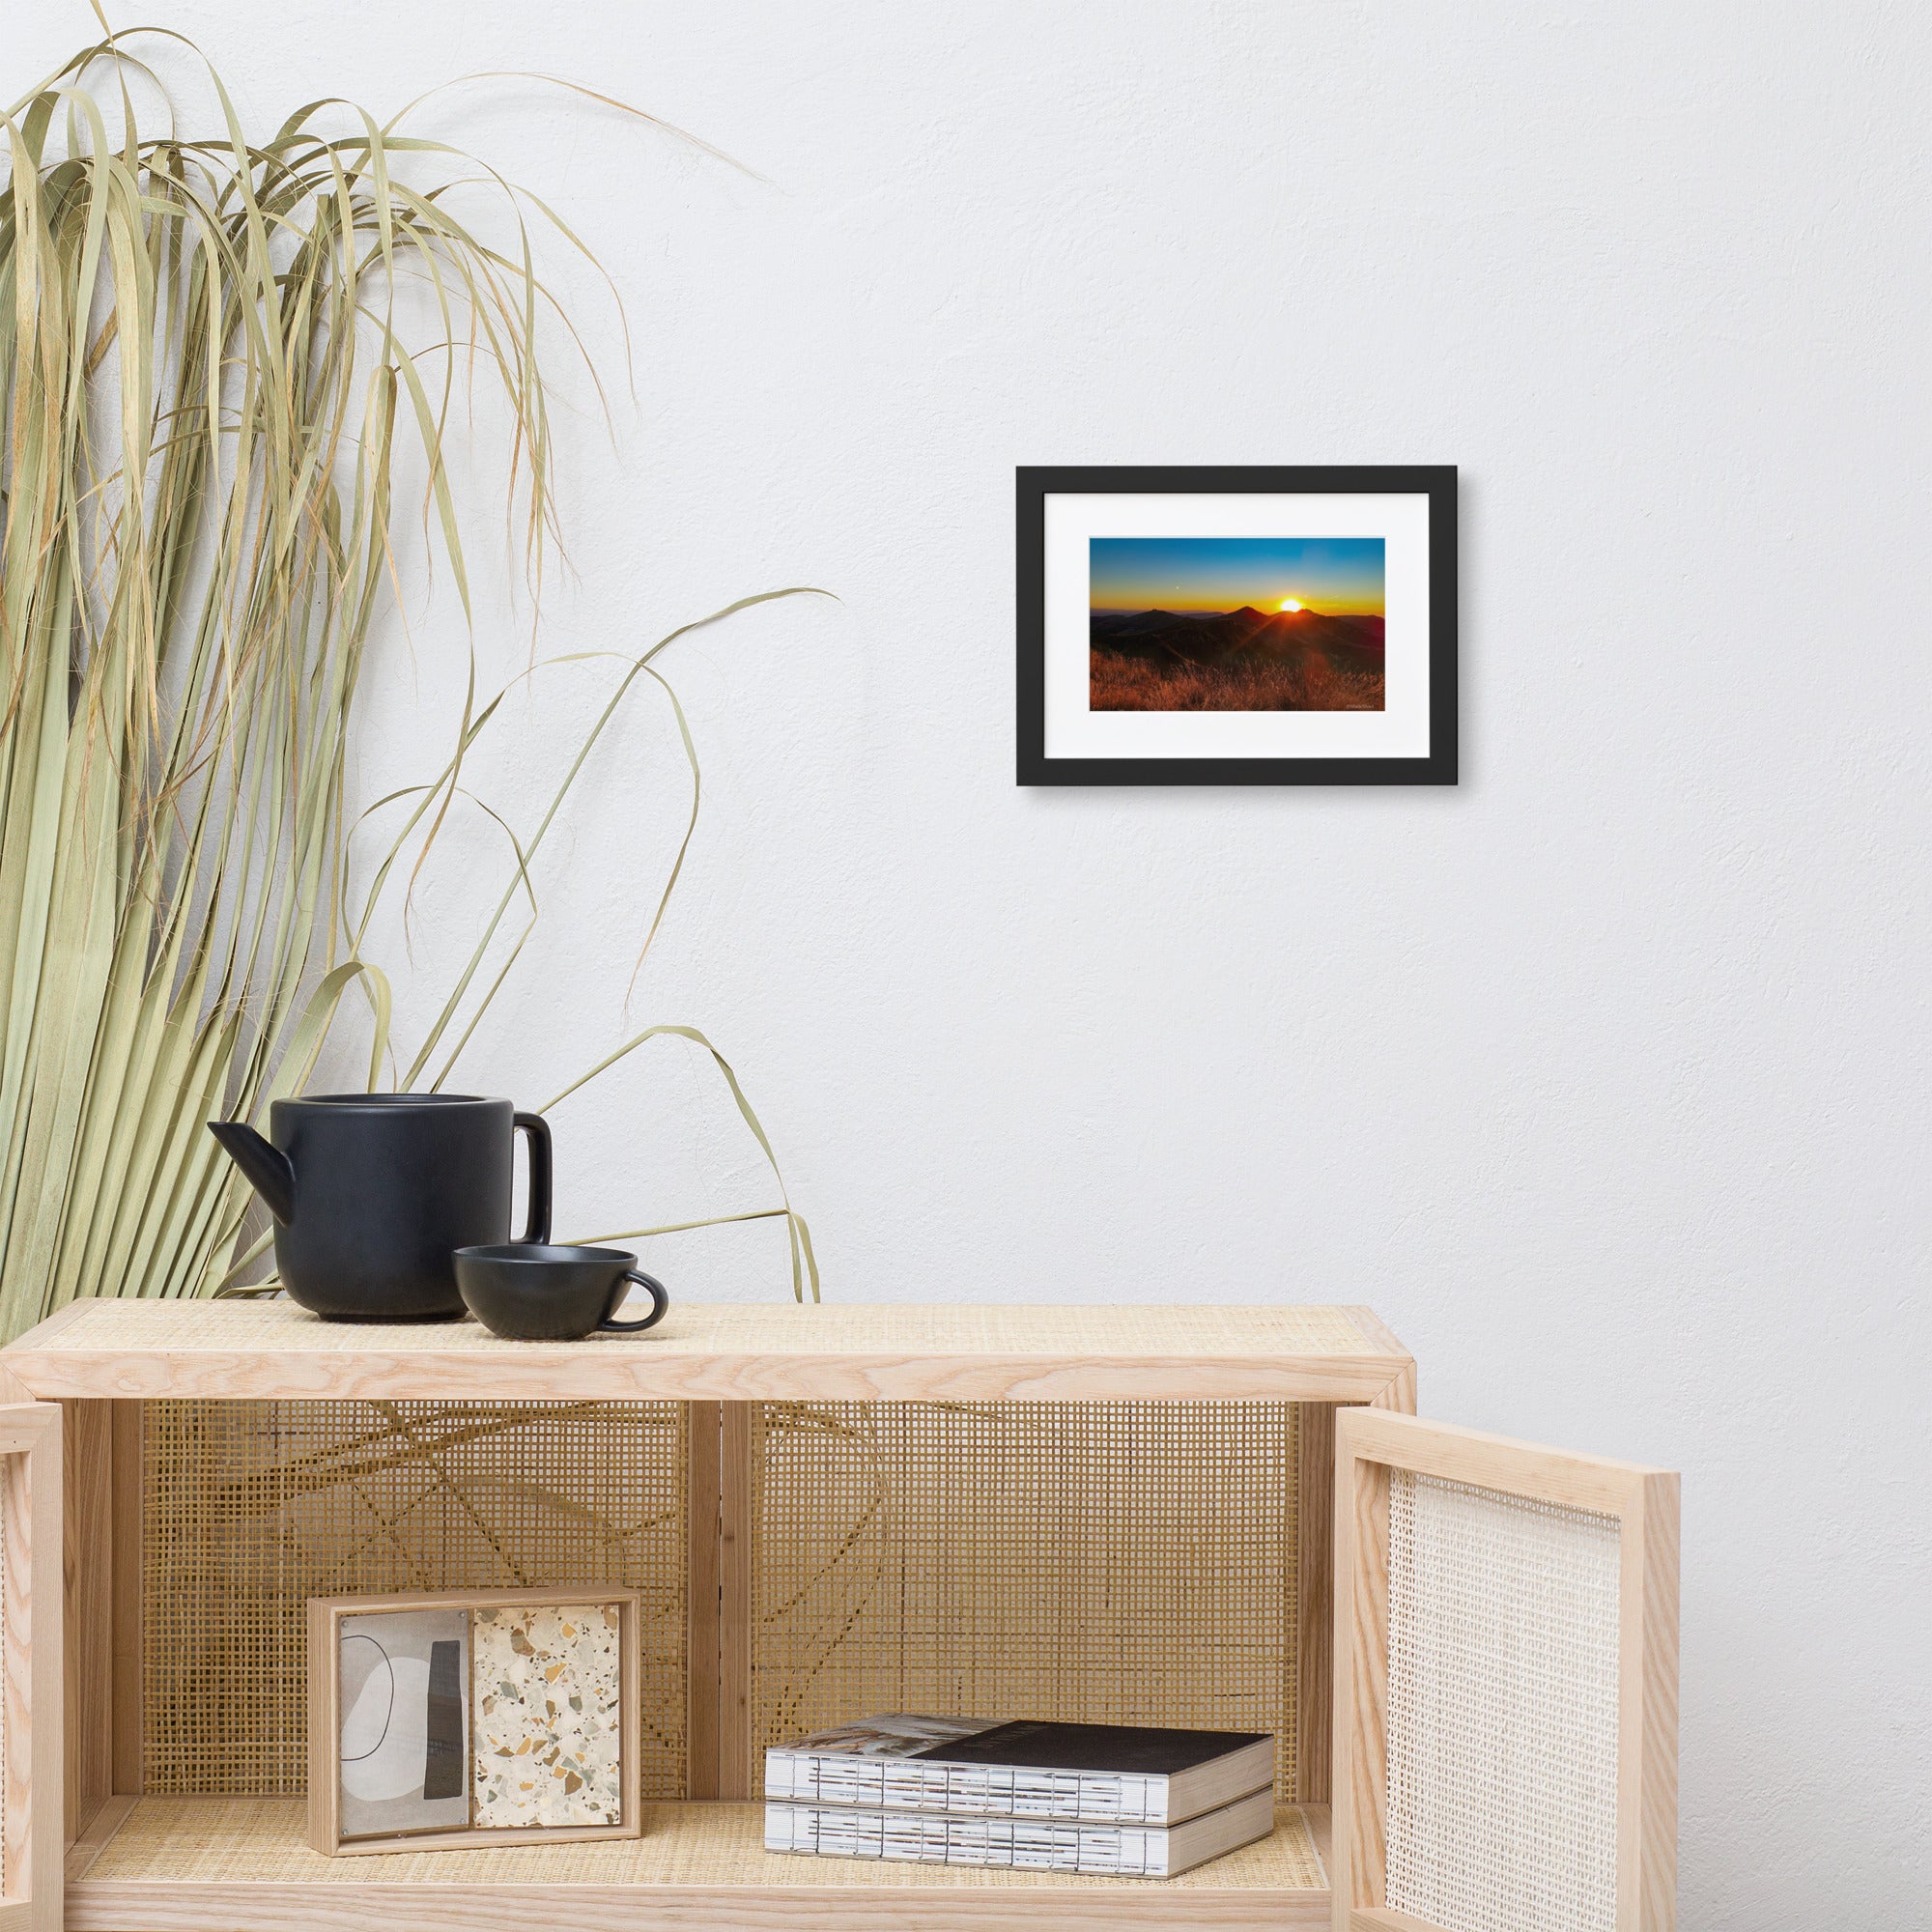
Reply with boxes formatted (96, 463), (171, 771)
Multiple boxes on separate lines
(1278, 597), (1301, 612)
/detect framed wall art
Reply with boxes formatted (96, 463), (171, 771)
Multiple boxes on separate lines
(307, 1586), (642, 1855)
(1016, 465), (1457, 785)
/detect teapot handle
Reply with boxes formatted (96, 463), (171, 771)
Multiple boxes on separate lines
(513, 1112), (553, 1244)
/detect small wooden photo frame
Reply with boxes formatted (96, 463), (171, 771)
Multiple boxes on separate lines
(307, 1586), (642, 1856)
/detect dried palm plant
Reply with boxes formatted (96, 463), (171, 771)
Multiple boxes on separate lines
(0, 26), (816, 1340)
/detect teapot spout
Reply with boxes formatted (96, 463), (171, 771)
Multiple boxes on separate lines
(207, 1120), (296, 1224)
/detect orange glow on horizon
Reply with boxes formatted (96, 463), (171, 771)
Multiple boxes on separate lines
(1094, 593), (1385, 616)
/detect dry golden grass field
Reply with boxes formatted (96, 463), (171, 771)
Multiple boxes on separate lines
(1089, 647), (1385, 712)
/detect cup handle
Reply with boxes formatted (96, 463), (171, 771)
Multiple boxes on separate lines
(513, 1111), (553, 1245)
(600, 1270), (669, 1333)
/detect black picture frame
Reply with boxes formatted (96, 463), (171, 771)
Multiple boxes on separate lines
(1015, 465), (1458, 786)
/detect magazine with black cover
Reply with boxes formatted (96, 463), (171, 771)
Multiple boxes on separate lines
(764, 1715), (1274, 1827)
(765, 1785), (1275, 1878)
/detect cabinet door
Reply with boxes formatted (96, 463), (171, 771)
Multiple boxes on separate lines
(0, 1405), (60, 1932)
(1332, 1408), (1677, 1932)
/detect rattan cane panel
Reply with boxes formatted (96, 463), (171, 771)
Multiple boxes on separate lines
(752, 1402), (1300, 1798)
(142, 1401), (686, 1797)
(82, 1797), (1327, 1889)
(1385, 1470), (1621, 1932)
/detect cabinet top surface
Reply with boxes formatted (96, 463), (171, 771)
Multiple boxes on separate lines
(1, 1297), (1409, 1403)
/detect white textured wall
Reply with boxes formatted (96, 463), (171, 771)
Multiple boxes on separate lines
(18, 3), (1928, 1921)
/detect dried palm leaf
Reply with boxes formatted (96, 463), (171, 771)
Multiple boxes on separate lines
(0, 28), (817, 1338)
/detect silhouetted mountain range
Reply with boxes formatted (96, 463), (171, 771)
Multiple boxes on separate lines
(1091, 604), (1385, 668)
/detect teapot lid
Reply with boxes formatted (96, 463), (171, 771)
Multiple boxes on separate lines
(281, 1092), (507, 1108)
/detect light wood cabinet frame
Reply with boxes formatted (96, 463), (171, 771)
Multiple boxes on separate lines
(0, 1299), (1669, 1929)
(0, 1403), (63, 1932)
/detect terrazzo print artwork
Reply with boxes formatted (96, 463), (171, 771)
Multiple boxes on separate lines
(471, 1603), (625, 1828)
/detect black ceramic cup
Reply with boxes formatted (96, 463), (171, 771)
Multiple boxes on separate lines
(452, 1243), (669, 1342)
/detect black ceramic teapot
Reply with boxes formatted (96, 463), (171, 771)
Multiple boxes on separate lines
(209, 1094), (552, 1321)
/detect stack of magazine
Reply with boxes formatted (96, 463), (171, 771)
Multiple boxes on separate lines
(763, 1714), (1276, 1878)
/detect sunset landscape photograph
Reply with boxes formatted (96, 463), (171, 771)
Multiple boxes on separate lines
(1090, 536), (1386, 711)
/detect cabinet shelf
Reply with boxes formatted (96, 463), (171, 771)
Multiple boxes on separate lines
(1, 1296), (1413, 1404)
(65, 1796), (1333, 1930)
